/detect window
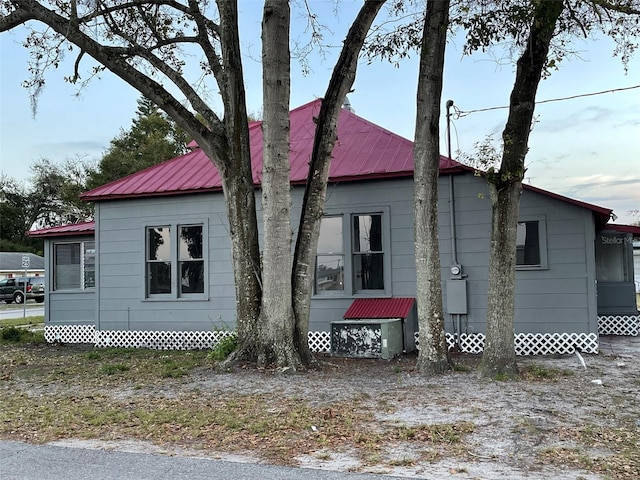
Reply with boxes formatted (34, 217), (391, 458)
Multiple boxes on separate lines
(315, 216), (344, 293)
(352, 214), (384, 291)
(147, 227), (172, 294)
(146, 224), (205, 298)
(314, 210), (389, 297)
(516, 216), (547, 270)
(596, 233), (630, 282)
(54, 241), (95, 290)
(179, 225), (204, 294)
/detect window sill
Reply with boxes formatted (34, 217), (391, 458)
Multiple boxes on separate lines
(143, 296), (209, 302)
(516, 265), (548, 271)
(313, 291), (392, 300)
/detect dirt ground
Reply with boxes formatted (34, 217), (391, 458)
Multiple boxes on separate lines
(2, 337), (639, 479)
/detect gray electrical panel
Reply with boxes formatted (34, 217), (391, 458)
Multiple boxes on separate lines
(446, 280), (468, 314)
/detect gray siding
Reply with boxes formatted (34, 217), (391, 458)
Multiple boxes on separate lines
(44, 236), (96, 326)
(94, 195), (236, 331)
(69, 170), (597, 335)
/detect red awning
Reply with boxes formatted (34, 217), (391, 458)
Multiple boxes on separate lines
(344, 297), (415, 319)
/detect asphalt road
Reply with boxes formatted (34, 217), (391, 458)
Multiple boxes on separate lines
(0, 306), (44, 321)
(0, 441), (413, 480)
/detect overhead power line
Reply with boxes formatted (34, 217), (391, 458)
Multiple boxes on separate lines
(454, 84), (640, 118)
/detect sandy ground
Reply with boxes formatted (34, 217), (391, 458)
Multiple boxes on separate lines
(44, 336), (639, 480)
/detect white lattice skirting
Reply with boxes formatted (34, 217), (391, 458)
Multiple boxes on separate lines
(415, 332), (599, 355)
(598, 315), (639, 336)
(46, 325), (598, 355)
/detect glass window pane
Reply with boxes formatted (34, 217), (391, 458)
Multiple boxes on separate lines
(180, 261), (204, 294)
(353, 253), (384, 290)
(148, 227), (171, 261)
(148, 262), (171, 294)
(83, 242), (96, 289)
(596, 234), (629, 282)
(516, 221), (540, 266)
(353, 215), (382, 253)
(315, 255), (344, 292)
(318, 217), (343, 254)
(54, 243), (81, 290)
(180, 226), (203, 260)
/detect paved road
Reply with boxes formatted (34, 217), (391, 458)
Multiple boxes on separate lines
(0, 306), (44, 321)
(0, 441), (413, 480)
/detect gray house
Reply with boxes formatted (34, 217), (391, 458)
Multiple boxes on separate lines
(30, 100), (640, 354)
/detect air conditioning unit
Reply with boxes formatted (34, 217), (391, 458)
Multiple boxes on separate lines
(330, 318), (404, 359)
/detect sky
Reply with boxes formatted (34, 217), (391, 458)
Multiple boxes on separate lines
(0, 2), (638, 225)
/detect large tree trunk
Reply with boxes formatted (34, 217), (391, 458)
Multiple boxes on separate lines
(292, 0), (386, 363)
(480, 0), (564, 378)
(215, 0), (263, 359)
(413, 0), (451, 375)
(256, 0), (300, 367)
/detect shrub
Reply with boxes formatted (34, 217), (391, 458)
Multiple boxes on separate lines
(0, 326), (44, 344)
(209, 333), (238, 361)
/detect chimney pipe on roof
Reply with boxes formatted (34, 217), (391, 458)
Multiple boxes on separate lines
(342, 97), (354, 113)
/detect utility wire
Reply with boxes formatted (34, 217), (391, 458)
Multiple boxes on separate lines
(453, 84), (640, 118)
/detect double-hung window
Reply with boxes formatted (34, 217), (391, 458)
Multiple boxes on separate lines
(179, 225), (205, 294)
(352, 214), (385, 291)
(146, 224), (205, 298)
(54, 241), (95, 290)
(315, 210), (388, 296)
(147, 226), (172, 294)
(315, 216), (344, 293)
(516, 215), (548, 270)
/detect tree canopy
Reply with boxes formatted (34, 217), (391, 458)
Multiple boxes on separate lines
(87, 96), (190, 189)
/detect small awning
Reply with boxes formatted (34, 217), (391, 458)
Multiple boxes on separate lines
(344, 297), (415, 319)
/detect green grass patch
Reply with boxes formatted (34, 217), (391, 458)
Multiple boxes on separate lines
(0, 316), (44, 328)
(520, 364), (573, 381)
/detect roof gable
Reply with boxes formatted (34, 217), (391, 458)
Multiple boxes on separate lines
(82, 99), (460, 201)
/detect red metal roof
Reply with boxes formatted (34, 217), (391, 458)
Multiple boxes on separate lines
(81, 99), (461, 201)
(28, 221), (96, 238)
(344, 297), (415, 319)
(602, 223), (640, 235)
(521, 184), (612, 227)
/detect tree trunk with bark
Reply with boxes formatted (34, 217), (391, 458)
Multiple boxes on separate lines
(413, 0), (452, 376)
(291, 0), (386, 364)
(256, 0), (300, 367)
(480, 0), (564, 378)
(215, 1), (263, 360)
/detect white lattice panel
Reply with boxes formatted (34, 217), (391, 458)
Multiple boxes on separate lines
(45, 325), (95, 344)
(308, 331), (331, 352)
(414, 332), (598, 355)
(44, 325), (599, 356)
(93, 330), (233, 350)
(598, 315), (639, 336)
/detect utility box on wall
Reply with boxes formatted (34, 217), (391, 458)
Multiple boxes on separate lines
(330, 318), (404, 359)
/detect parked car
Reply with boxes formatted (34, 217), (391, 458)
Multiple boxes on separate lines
(0, 276), (45, 304)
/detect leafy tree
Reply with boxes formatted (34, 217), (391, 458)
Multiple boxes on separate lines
(1, 157), (90, 252)
(0, 175), (40, 252)
(87, 97), (190, 189)
(1, 1), (385, 368)
(368, 0), (640, 376)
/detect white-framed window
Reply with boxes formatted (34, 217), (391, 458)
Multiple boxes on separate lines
(146, 223), (205, 298)
(352, 213), (385, 291)
(53, 241), (95, 290)
(315, 208), (390, 297)
(516, 215), (548, 270)
(315, 216), (344, 294)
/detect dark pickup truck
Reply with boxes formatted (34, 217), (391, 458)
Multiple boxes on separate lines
(0, 276), (45, 304)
